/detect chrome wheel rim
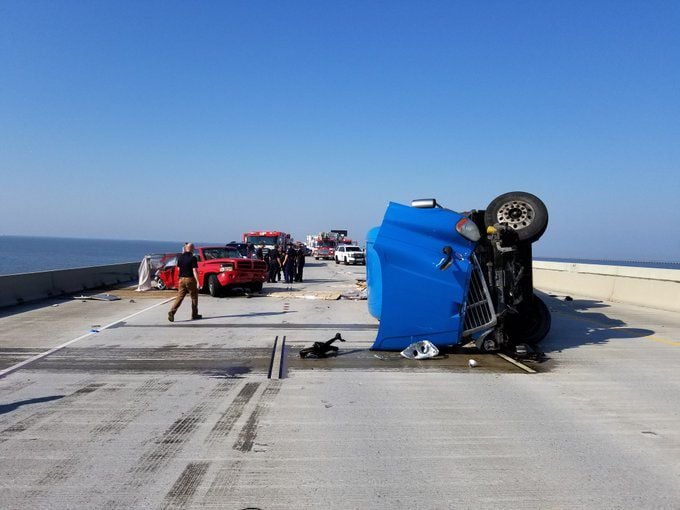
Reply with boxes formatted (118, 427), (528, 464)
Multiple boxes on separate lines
(496, 200), (535, 230)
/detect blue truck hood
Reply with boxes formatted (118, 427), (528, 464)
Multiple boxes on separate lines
(369, 202), (475, 351)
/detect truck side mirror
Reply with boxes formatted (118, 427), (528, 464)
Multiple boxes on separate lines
(411, 198), (438, 209)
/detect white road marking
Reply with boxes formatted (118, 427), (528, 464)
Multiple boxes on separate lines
(497, 353), (537, 373)
(269, 335), (285, 379)
(0, 298), (174, 379)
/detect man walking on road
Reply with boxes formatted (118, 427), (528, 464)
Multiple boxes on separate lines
(168, 243), (202, 322)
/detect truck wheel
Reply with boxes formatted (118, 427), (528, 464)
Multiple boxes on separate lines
(335, 257), (339, 264)
(208, 275), (222, 297)
(156, 278), (166, 290)
(315, 257), (319, 260)
(506, 294), (551, 345)
(251, 282), (263, 292)
(344, 258), (349, 265)
(485, 191), (548, 243)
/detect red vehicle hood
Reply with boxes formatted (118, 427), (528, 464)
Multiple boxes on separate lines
(202, 258), (266, 271)
(201, 258), (242, 265)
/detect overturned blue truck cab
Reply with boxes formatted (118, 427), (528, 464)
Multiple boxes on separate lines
(367, 192), (551, 353)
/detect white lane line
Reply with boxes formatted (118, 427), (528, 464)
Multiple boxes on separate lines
(497, 353), (537, 374)
(269, 335), (285, 380)
(0, 298), (174, 379)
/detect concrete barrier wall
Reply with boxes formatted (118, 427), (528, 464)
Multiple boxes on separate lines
(0, 263), (139, 308)
(533, 261), (680, 313)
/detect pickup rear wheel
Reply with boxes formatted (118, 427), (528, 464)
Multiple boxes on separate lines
(250, 282), (263, 292)
(485, 191), (548, 243)
(208, 275), (222, 297)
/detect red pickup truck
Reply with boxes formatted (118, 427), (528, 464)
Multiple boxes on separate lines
(155, 246), (267, 296)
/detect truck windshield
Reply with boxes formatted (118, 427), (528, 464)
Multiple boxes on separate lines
(202, 248), (241, 260)
(245, 235), (278, 245)
(319, 240), (336, 247)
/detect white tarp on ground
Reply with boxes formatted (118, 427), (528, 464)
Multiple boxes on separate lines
(136, 256), (152, 292)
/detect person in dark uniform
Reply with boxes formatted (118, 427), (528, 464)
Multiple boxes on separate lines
(267, 246), (280, 283)
(276, 244), (284, 281)
(255, 242), (265, 261)
(168, 243), (202, 322)
(294, 242), (306, 282)
(283, 243), (296, 284)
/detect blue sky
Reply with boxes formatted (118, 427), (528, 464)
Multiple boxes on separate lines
(1, 1), (678, 261)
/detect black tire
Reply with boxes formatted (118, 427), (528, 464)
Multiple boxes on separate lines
(344, 258), (349, 265)
(156, 278), (166, 290)
(485, 191), (548, 243)
(208, 275), (222, 297)
(315, 256), (319, 260)
(335, 257), (339, 264)
(506, 294), (551, 345)
(251, 281), (263, 292)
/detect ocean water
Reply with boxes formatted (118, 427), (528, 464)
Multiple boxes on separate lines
(0, 235), (678, 276)
(0, 236), (220, 276)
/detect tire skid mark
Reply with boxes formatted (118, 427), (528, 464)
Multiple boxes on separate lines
(27, 383), (142, 496)
(206, 382), (260, 444)
(129, 380), (234, 480)
(23, 459), (77, 501)
(0, 382), (105, 443)
(161, 461), (211, 510)
(101, 382), (129, 393)
(25, 380), (177, 497)
(233, 381), (281, 452)
(92, 378), (175, 435)
(203, 460), (244, 500)
(35, 458), (80, 486)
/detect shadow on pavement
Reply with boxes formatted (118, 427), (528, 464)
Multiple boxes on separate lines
(203, 366), (253, 379)
(0, 395), (64, 416)
(0, 297), (71, 318)
(125, 322), (377, 329)
(538, 292), (655, 353)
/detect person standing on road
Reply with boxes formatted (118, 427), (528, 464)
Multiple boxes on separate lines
(267, 246), (281, 283)
(168, 243), (202, 322)
(283, 243), (296, 284)
(294, 242), (306, 282)
(276, 244), (284, 281)
(255, 242), (265, 261)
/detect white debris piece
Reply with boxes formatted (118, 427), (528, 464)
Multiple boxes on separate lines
(468, 359), (478, 367)
(400, 340), (439, 360)
(136, 256), (152, 292)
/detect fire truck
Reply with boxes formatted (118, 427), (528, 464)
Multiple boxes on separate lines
(242, 231), (291, 252)
(306, 232), (337, 260)
(332, 229), (353, 245)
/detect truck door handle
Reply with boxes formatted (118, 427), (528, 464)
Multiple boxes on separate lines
(438, 246), (453, 271)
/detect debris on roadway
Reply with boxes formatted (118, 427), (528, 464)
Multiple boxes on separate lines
(299, 333), (346, 358)
(400, 340), (439, 359)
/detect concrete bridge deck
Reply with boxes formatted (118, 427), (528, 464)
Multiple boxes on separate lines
(1, 260), (679, 509)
